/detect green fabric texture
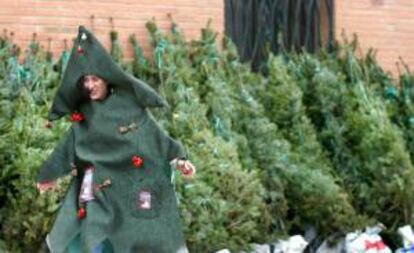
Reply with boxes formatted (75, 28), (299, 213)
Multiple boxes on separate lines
(68, 234), (115, 253)
(38, 26), (188, 253)
(37, 127), (75, 183)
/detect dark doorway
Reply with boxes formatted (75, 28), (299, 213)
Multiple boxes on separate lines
(225, 0), (335, 71)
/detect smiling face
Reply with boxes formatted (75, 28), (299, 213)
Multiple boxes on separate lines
(82, 75), (109, 101)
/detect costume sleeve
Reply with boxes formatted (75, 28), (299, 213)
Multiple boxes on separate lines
(37, 127), (75, 183)
(166, 135), (187, 162)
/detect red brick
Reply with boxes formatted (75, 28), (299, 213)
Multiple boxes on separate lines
(337, 0), (414, 76)
(0, 0), (223, 61)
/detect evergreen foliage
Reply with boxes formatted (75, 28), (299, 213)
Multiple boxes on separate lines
(144, 21), (270, 252)
(0, 33), (70, 251)
(185, 25), (360, 236)
(289, 46), (414, 230)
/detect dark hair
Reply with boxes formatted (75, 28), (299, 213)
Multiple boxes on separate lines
(77, 76), (92, 102)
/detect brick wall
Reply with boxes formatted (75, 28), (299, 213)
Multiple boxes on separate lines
(1, 1), (413, 77)
(336, 0), (414, 76)
(0, 0), (224, 60)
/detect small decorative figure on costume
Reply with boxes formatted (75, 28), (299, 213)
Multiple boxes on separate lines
(36, 26), (195, 253)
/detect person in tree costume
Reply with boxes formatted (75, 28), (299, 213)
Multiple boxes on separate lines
(36, 25), (196, 253)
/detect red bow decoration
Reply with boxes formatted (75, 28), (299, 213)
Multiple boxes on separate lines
(364, 240), (386, 250)
(77, 207), (86, 219)
(132, 155), (144, 168)
(70, 112), (85, 122)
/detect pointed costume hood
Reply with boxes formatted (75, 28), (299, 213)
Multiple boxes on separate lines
(48, 25), (167, 121)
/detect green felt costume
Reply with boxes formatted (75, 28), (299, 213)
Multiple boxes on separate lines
(37, 26), (189, 253)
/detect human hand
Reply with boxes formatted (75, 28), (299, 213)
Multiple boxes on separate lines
(178, 160), (196, 179)
(36, 181), (57, 194)
(171, 158), (196, 179)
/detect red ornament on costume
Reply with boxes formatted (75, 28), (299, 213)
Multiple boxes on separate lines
(132, 155), (144, 168)
(77, 45), (85, 54)
(78, 207), (86, 219)
(71, 112), (85, 122)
